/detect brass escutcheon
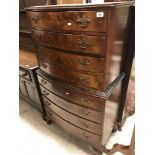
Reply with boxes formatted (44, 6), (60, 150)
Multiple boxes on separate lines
(79, 77), (90, 84)
(77, 15), (90, 28)
(78, 39), (90, 49)
(79, 59), (90, 67)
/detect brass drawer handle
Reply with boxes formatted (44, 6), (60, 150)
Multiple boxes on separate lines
(81, 110), (90, 116)
(78, 39), (90, 49)
(79, 59), (90, 67)
(45, 100), (51, 106)
(32, 16), (39, 21)
(77, 15), (90, 28)
(82, 121), (90, 128)
(41, 79), (47, 85)
(79, 77), (90, 84)
(80, 98), (90, 105)
(83, 133), (89, 139)
(42, 90), (49, 96)
(41, 63), (47, 69)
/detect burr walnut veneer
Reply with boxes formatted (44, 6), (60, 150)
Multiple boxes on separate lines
(26, 2), (134, 153)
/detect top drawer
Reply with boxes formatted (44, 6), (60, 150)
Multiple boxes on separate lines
(27, 11), (107, 32)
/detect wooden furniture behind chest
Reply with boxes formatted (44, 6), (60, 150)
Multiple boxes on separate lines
(19, 0), (34, 51)
(19, 49), (43, 112)
(26, 2), (134, 153)
(19, 0), (48, 114)
(19, 0), (48, 51)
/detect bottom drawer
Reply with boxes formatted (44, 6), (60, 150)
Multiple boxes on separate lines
(46, 107), (101, 146)
(43, 96), (102, 135)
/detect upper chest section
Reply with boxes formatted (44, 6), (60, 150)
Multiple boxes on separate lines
(27, 10), (108, 32)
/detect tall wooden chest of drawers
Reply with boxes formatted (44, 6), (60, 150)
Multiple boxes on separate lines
(26, 2), (134, 153)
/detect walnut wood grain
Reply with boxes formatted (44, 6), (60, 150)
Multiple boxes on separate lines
(37, 69), (125, 100)
(39, 61), (104, 90)
(40, 85), (103, 124)
(42, 96), (102, 134)
(36, 45), (105, 74)
(26, 3), (134, 154)
(27, 11), (107, 32)
(37, 74), (103, 111)
(32, 30), (106, 54)
(45, 106), (101, 146)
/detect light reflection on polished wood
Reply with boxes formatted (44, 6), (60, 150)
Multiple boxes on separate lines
(19, 49), (38, 69)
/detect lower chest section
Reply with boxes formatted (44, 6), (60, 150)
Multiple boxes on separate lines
(37, 72), (105, 146)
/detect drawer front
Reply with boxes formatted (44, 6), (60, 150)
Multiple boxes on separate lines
(37, 46), (104, 74)
(39, 62), (103, 90)
(43, 96), (102, 134)
(46, 107), (101, 145)
(28, 11), (107, 32)
(38, 75), (103, 111)
(19, 68), (31, 81)
(40, 86), (103, 124)
(33, 30), (106, 54)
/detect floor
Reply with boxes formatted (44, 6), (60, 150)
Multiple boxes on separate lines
(19, 99), (135, 155)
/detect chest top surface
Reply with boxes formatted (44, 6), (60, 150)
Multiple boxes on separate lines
(26, 2), (134, 11)
(19, 49), (38, 69)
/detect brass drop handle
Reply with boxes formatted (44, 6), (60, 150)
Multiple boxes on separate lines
(79, 59), (90, 67)
(81, 110), (90, 116)
(41, 63), (47, 69)
(80, 98), (90, 105)
(83, 133), (89, 139)
(42, 90), (49, 96)
(45, 100), (51, 106)
(78, 39), (90, 49)
(82, 121), (90, 128)
(77, 15), (90, 28)
(79, 77), (90, 84)
(32, 16), (39, 21)
(41, 79), (47, 85)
